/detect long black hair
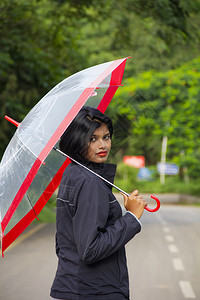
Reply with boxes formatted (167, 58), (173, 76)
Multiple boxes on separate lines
(59, 106), (113, 161)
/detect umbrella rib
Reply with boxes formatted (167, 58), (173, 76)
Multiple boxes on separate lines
(27, 194), (39, 220)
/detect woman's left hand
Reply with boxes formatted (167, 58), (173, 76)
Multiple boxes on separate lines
(121, 189), (147, 219)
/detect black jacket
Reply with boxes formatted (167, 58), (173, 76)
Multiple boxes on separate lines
(51, 161), (141, 300)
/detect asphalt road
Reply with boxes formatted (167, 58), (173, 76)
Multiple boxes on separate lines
(0, 204), (199, 300)
(127, 205), (200, 299)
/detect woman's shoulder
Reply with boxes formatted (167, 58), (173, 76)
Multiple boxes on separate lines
(62, 162), (98, 183)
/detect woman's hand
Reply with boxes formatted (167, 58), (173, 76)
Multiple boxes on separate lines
(121, 190), (147, 219)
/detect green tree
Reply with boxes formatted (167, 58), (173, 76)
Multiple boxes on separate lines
(0, 0), (89, 157)
(109, 56), (200, 178)
(1, 0), (200, 160)
(79, 0), (200, 75)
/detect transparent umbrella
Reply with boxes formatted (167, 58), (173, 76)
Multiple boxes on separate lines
(0, 57), (130, 256)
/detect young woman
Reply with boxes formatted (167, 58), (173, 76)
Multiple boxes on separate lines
(50, 106), (147, 300)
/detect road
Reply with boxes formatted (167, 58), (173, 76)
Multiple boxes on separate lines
(0, 205), (199, 300)
(127, 205), (200, 299)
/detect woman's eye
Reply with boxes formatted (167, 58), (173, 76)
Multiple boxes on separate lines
(90, 137), (96, 142)
(104, 135), (110, 140)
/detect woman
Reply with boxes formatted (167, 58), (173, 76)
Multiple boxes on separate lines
(51, 106), (147, 300)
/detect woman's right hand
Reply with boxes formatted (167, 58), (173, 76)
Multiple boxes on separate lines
(121, 190), (147, 219)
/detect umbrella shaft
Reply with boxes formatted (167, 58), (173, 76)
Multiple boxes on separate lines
(54, 148), (130, 197)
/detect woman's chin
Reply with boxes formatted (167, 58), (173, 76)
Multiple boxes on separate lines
(91, 155), (108, 163)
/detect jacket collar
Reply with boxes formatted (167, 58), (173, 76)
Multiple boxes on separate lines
(73, 159), (117, 186)
(85, 161), (116, 185)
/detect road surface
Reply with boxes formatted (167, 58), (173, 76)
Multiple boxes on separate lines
(127, 205), (200, 299)
(0, 205), (199, 300)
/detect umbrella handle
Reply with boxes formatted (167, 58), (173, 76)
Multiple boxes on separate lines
(145, 195), (160, 212)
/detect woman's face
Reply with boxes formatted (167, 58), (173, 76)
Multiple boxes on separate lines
(85, 124), (111, 163)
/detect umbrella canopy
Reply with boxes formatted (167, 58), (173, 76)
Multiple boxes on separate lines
(0, 57), (129, 256)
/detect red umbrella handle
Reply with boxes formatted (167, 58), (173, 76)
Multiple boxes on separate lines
(145, 195), (160, 212)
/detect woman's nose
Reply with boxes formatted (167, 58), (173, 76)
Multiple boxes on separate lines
(98, 139), (106, 149)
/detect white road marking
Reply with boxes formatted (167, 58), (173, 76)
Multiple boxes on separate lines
(168, 244), (179, 253)
(179, 281), (196, 298)
(165, 234), (175, 242)
(172, 258), (184, 271)
(157, 213), (196, 299)
(156, 214), (168, 226)
(163, 226), (171, 233)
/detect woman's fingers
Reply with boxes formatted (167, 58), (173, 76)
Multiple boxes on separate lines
(130, 189), (139, 197)
(121, 190), (147, 219)
(120, 192), (128, 207)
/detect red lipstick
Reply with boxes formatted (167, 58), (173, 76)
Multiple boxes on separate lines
(96, 151), (107, 157)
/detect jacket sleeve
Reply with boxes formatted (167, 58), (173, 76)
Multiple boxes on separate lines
(72, 177), (141, 264)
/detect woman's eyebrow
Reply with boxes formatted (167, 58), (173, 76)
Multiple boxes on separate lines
(91, 132), (110, 138)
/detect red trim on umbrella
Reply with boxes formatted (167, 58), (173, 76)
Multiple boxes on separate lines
(1, 222), (4, 257)
(1, 158), (42, 232)
(1, 158), (71, 255)
(38, 87), (94, 162)
(97, 60), (127, 113)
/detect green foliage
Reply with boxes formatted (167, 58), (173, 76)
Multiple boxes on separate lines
(109, 56), (200, 178)
(114, 163), (139, 192)
(78, 0), (200, 75)
(0, 0), (88, 156)
(1, 0), (200, 185)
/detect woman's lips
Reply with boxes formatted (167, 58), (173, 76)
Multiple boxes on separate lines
(96, 151), (107, 157)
